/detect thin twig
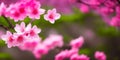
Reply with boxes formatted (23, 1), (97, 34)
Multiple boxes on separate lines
(0, 24), (9, 30)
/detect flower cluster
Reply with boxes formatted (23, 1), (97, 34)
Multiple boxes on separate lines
(1, 22), (63, 59)
(33, 34), (63, 59)
(77, 0), (120, 27)
(0, 0), (107, 60)
(1, 22), (41, 48)
(1, 23), (106, 60)
(0, 0), (60, 23)
(1, 22), (106, 59)
(55, 36), (106, 60)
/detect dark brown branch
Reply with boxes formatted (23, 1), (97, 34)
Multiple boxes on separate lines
(0, 24), (9, 30)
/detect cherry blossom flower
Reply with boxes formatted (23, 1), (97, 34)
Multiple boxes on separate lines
(33, 44), (49, 59)
(43, 34), (63, 50)
(6, 4), (25, 22)
(79, 4), (89, 13)
(44, 8), (61, 24)
(71, 54), (90, 60)
(28, 7), (45, 19)
(14, 22), (26, 33)
(95, 51), (106, 60)
(19, 36), (41, 51)
(13, 33), (26, 46)
(24, 25), (41, 38)
(110, 17), (120, 27)
(55, 50), (69, 60)
(0, 2), (6, 16)
(15, 22), (41, 37)
(1, 31), (15, 48)
(70, 36), (84, 49)
(55, 36), (85, 60)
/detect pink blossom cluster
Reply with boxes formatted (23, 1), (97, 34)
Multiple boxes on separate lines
(1, 0), (119, 27)
(77, 0), (120, 27)
(0, 0), (61, 23)
(38, 0), (120, 27)
(1, 22), (41, 48)
(32, 34), (63, 59)
(1, 24), (106, 60)
(55, 36), (106, 60)
(1, 22), (63, 59)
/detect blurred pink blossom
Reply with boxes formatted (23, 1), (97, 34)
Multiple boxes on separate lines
(70, 36), (84, 49)
(95, 51), (106, 60)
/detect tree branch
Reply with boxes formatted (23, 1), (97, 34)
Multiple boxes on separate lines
(0, 24), (9, 30)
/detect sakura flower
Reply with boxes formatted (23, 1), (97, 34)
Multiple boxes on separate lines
(15, 22), (41, 37)
(55, 50), (69, 60)
(16, 3), (27, 18)
(1, 31), (15, 48)
(13, 33), (26, 46)
(67, 49), (79, 57)
(24, 24), (41, 38)
(55, 49), (78, 60)
(24, 0), (41, 8)
(44, 8), (61, 24)
(14, 22), (25, 33)
(79, 4), (89, 13)
(71, 54), (90, 60)
(0, 2), (6, 16)
(7, 4), (25, 22)
(95, 51), (106, 60)
(43, 34), (63, 50)
(70, 36), (84, 49)
(19, 36), (41, 51)
(33, 44), (49, 59)
(110, 16), (120, 27)
(28, 7), (45, 19)
(28, 25), (41, 37)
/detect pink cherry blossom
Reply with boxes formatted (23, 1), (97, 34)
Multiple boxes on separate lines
(55, 50), (69, 60)
(1, 31), (15, 48)
(15, 22), (41, 37)
(6, 4), (25, 22)
(3, 0), (45, 22)
(28, 7), (45, 19)
(0, 2), (6, 16)
(14, 22), (25, 33)
(67, 49), (79, 57)
(33, 44), (49, 59)
(70, 36), (84, 49)
(79, 4), (89, 13)
(13, 33), (26, 46)
(95, 51), (106, 60)
(24, 25), (41, 38)
(19, 36), (41, 51)
(110, 16), (120, 27)
(44, 8), (61, 24)
(71, 54), (90, 60)
(42, 34), (63, 50)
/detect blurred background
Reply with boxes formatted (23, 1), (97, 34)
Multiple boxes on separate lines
(0, 0), (120, 60)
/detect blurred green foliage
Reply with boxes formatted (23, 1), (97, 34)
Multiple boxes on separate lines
(0, 53), (13, 60)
